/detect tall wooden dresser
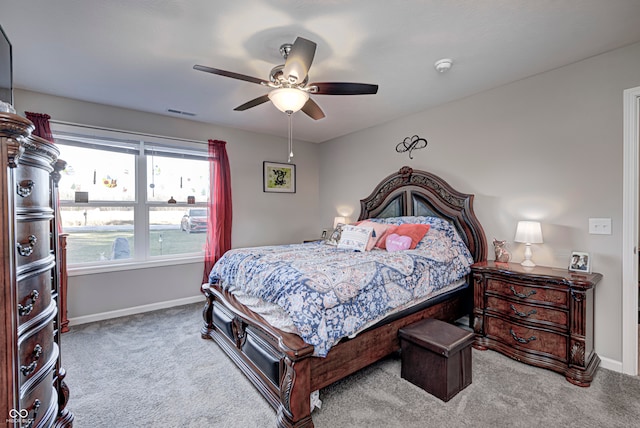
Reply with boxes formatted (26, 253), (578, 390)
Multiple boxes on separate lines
(1, 113), (73, 427)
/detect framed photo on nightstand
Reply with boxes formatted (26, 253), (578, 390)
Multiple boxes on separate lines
(569, 251), (591, 273)
(325, 224), (344, 246)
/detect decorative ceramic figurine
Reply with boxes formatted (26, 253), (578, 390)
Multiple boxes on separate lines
(493, 238), (511, 263)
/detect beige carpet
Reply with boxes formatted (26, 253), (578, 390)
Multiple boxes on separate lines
(61, 303), (640, 427)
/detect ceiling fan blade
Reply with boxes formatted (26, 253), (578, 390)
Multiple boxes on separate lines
(301, 98), (325, 120)
(234, 94), (270, 111)
(310, 82), (379, 95)
(283, 37), (316, 84)
(193, 64), (268, 86)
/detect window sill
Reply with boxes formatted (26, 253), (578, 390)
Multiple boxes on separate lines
(67, 254), (204, 276)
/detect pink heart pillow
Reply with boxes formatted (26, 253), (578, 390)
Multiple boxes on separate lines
(385, 234), (412, 252)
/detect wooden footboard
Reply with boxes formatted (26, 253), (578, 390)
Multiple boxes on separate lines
(201, 281), (469, 428)
(201, 282), (315, 428)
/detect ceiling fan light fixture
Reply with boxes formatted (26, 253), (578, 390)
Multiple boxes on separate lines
(268, 88), (309, 113)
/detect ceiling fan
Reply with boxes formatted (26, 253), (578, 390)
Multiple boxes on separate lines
(193, 36), (378, 120)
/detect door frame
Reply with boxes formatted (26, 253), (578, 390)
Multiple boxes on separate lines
(622, 85), (640, 375)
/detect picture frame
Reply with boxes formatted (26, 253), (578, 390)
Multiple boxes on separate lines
(325, 223), (345, 246)
(569, 251), (591, 273)
(263, 161), (296, 193)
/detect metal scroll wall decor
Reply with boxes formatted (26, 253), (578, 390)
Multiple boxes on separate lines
(396, 135), (428, 159)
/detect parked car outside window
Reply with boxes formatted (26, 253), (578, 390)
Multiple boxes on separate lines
(181, 208), (207, 233)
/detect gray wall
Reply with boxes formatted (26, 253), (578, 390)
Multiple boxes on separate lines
(14, 89), (321, 319)
(13, 40), (640, 366)
(318, 41), (640, 365)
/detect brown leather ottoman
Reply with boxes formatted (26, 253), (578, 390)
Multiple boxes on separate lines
(398, 318), (474, 401)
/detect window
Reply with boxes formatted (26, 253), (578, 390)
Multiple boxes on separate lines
(52, 123), (209, 269)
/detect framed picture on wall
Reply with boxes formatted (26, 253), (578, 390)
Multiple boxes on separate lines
(263, 161), (296, 193)
(568, 251), (591, 273)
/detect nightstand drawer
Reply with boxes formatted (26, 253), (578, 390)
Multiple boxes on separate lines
(485, 316), (567, 361)
(486, 278), (568, 308)
(486, 296), (568, 329)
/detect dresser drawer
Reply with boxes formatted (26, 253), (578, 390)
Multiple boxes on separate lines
(486, 296), (568, 329)
(485, 316), (567, 362)
(486, 278), (568, 308)
(15, 218), (52, 270)
(17, 265), (54, 328)
(18, 313), (56, 385)
(15, 166), (51, 209)
(19, 377), (57, 428)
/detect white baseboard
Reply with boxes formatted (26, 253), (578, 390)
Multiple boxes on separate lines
(599, 355), (623, 373)
(67, 295), (205, 326)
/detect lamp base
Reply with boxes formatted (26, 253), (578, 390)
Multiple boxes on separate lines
(521, 243), (536, 267)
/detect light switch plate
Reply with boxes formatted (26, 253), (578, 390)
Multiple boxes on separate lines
(588, 218), (612, 235)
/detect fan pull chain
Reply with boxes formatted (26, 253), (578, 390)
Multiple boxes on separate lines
(287, 112), (294, 163)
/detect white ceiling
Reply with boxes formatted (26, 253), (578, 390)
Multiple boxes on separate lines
(3, 1), (640, 143)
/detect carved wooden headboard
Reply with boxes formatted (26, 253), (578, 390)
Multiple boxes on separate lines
(358, 166), (487, 262)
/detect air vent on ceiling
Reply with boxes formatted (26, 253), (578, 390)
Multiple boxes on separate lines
(167, 108), (196, 117)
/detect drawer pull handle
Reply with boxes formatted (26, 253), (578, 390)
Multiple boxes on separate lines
(17, 235), (37, 257)
(510, 304), (537, 318)
(18, 290), (40, 316)
(20, 344), (43, 377)
(24, 399), (41, 428)
(17, 180), (35, 197)
(509, 286), (536, 299)
(510, 328), (537, 344)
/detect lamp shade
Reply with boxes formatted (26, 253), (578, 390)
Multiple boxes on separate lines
(333, 216), (347, 229)
(514, 221), (543, 244)
(268, 88), (309, 113)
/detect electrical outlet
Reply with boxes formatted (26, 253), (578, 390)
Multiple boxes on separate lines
(588, 218), (612, 235)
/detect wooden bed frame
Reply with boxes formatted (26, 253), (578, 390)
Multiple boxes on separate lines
(201, 166), (487, 428)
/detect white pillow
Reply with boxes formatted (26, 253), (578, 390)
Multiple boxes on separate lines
(337, 225), (373, 252)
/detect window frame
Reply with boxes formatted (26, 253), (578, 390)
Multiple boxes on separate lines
(51, 121), (209, 275)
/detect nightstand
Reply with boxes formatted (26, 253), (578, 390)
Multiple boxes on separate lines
(471, 261), (602, 387)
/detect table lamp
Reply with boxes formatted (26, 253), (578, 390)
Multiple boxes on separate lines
(514, 221), (543, 267)
(333, 216), (347, 229)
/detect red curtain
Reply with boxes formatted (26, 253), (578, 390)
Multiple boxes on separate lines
(202, 139), (232, 284)
(25, 111), (63, 234)
(25, 112), (54, 141)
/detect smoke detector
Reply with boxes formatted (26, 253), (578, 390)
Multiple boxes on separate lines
(434, 58), (453, 73)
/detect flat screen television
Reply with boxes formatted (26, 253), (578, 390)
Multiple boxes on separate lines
(0, 24), (13, 105)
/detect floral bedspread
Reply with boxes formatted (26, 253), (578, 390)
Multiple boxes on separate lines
(208, 216), (473, 357)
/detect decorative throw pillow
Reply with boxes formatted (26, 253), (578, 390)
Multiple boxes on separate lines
(358, 220), (394, 251)
(337, 225), (374, 252)
(394, 223), (431, 249)
(385, 234), (412, 252)
(375, 225), (399, 250)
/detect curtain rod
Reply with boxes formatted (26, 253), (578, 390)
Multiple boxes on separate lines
(49, 119), (205, 146)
